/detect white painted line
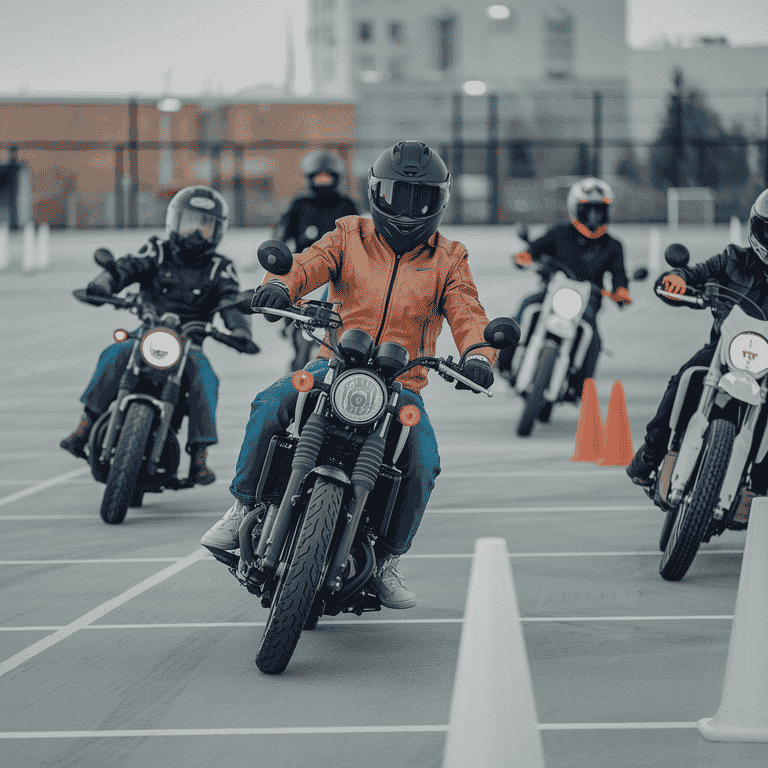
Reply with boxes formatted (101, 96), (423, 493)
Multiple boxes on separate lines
(0, 515), (94, 521)
(539, 722), (697, 730)
(439, 470), (628, 478)
(0, 726), (451, 739)
(0, 722), (704, 738)
(0, 549), (206, 680)
(0, 467), (90, 508)
(0, 558), (180, 565)
(0, 615), (735, 632)
(0, 481), (37, 486)
(426, 505), (651, 514)
(521, 615), (734, 622)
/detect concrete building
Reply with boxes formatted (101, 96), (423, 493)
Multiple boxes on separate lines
(307, 0), (630, 221)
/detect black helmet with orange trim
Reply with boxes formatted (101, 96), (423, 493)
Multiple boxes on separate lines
(165, 185), (229, 260)
(748, 188), (768, 266)
(368, 141), (452, 254)
(566, 177), (613, 239)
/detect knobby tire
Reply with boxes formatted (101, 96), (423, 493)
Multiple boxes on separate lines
(659, 419), (735, 581)
(517, 345), (557, 437)
(255, 478), (343, 674)
(100, 402), (154, 525)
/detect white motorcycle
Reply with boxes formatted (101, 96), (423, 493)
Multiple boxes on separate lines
(650, 244), (768, 581)
(509, 253), (647, 436)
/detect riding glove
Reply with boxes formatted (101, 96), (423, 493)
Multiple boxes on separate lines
(251, 281), (291, 322)
(87, 270), (115, 298)
(611, 287), (632, 306)
(657, 273), (687, 304)
(514, 251), (535, 268)
(457, 356), (494, 392)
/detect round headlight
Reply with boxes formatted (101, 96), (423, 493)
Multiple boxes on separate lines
(552, 288), (583, 320)
(140, 329), (182, 369)
(330, 370), (387, 425)
(729, 332), (768, 374)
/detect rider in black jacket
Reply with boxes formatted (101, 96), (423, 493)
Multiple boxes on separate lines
(499, 177), (631, 398)
(272, 150), (359, 371)
(60, 186), (254, 484)
(627, 188), (768, 488)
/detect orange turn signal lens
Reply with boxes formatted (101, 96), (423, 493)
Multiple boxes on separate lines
(399, 405), (421, 427)
(291, 370), (315, 392)
(114, 329), (129, 342)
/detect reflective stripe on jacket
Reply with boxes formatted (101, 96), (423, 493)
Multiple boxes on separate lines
(262, 215), (496, 392)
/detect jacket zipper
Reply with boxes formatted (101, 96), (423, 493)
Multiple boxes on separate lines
(375, 253), (402, 344)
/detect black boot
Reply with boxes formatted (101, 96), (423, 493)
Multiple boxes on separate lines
(188, 444), (216, 486)
(626, 443), (661, 488)
(60, 410), (96, 459)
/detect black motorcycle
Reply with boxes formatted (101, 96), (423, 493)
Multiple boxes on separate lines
(205, 240), (520, 675)
(74, 248), (258, 525)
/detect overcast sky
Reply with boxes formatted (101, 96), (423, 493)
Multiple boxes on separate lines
(1, 0), (767, 98)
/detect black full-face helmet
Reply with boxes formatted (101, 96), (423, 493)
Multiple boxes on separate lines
(368, 141), (452, 254)
(566, 177), (613, 239)
(165, 185), (229, 261)
(301, 150), (346, 194)
(749, 188), (768, 266)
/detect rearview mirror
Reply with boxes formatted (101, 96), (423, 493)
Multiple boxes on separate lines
(484, 317), (521, 350)
(664, 244), (690, 268)
(94, 248), (119, 279)
(632, 267), (649, 282)
(257, 240), (293, 276)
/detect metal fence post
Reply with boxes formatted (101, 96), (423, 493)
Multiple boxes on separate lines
(128, 97), (139, 228)
(592, 90), (602, 178)
(487, 93), (499, 224)
(452, 91), (463, 225)
(114, 146), (124, 228)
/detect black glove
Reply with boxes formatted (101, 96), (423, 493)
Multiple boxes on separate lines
(252, 281), (291, 323)
(457, 356), (494, 392)
(86, 270), (115, 298)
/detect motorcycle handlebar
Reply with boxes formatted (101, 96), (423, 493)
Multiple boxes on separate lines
(654, 286), (705, 306)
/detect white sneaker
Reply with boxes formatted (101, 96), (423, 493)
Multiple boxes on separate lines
(371, 556), (416, 609)
(200, 500), (252, 550)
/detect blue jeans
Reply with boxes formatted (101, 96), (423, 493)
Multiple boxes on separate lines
(229, 358), (441, 555)
(81, 341), (219, 446)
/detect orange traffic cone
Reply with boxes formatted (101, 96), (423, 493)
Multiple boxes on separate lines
(570, 378), (605, 462)
(595, 380), (633, 466)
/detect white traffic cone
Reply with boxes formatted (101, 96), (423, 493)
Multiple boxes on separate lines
(697, 496), (768, 741)
(443, 538), (546, 768)
(21, 221), (36, 272)
(729, 215), (742, 247)
(0, 223), (9, 271)
(648, 226), (661, 275)
(36, 222), (51, 270)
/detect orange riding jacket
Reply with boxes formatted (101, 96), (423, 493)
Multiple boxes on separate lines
(262, 216), (497, 392)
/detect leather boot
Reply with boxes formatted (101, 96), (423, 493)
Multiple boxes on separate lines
(189, 444), (216, 485)
(60, 411), (95, 459)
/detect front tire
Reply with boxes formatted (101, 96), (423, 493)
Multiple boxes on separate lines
(659, 419), (735, 581)
(255, 478), (343, 674)
(517, 345), (557, 437)
(100, 403), (154, 525)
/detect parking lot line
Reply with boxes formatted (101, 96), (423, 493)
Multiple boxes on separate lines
(0, 467), (90, 508)
(0, 722), (701, 739)
(0, 615), (735, 632)
(0, 549), (205, 680)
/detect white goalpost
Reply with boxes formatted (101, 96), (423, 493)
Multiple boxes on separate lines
(667, 187), (715, 228)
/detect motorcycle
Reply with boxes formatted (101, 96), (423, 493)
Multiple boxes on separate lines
(74, 248), (259, 525)
(205, 239), (520, 675)
(646, 243), (768, 581)
(507, 247), (648, 437)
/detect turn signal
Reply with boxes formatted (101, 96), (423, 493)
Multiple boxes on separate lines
(114, 329), (129, 342)
(291, 370), (315, 392)
(399, 405), (421, 427)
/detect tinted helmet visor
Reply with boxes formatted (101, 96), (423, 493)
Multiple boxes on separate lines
(170, 208), (224, 248)
(576, 202), (609, 229)
(370, 176), (449, 219)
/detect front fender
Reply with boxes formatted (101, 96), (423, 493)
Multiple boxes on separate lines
(718, 371), (762, 406)
(306, 465), (352, 487)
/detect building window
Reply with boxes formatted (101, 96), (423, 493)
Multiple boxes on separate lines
(544, 7), (574, 80)
(389, 57), (404, 81)
(435, 15), (456, 70)
(358, 21), (373, 42)
(389, 21), (404, 44)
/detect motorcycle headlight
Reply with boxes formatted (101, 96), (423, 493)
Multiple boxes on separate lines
(330, 370), (387, 425)
(552, 288), (583, 320)
(729, 332), (768, 375)
(140, 328), (182, 369)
